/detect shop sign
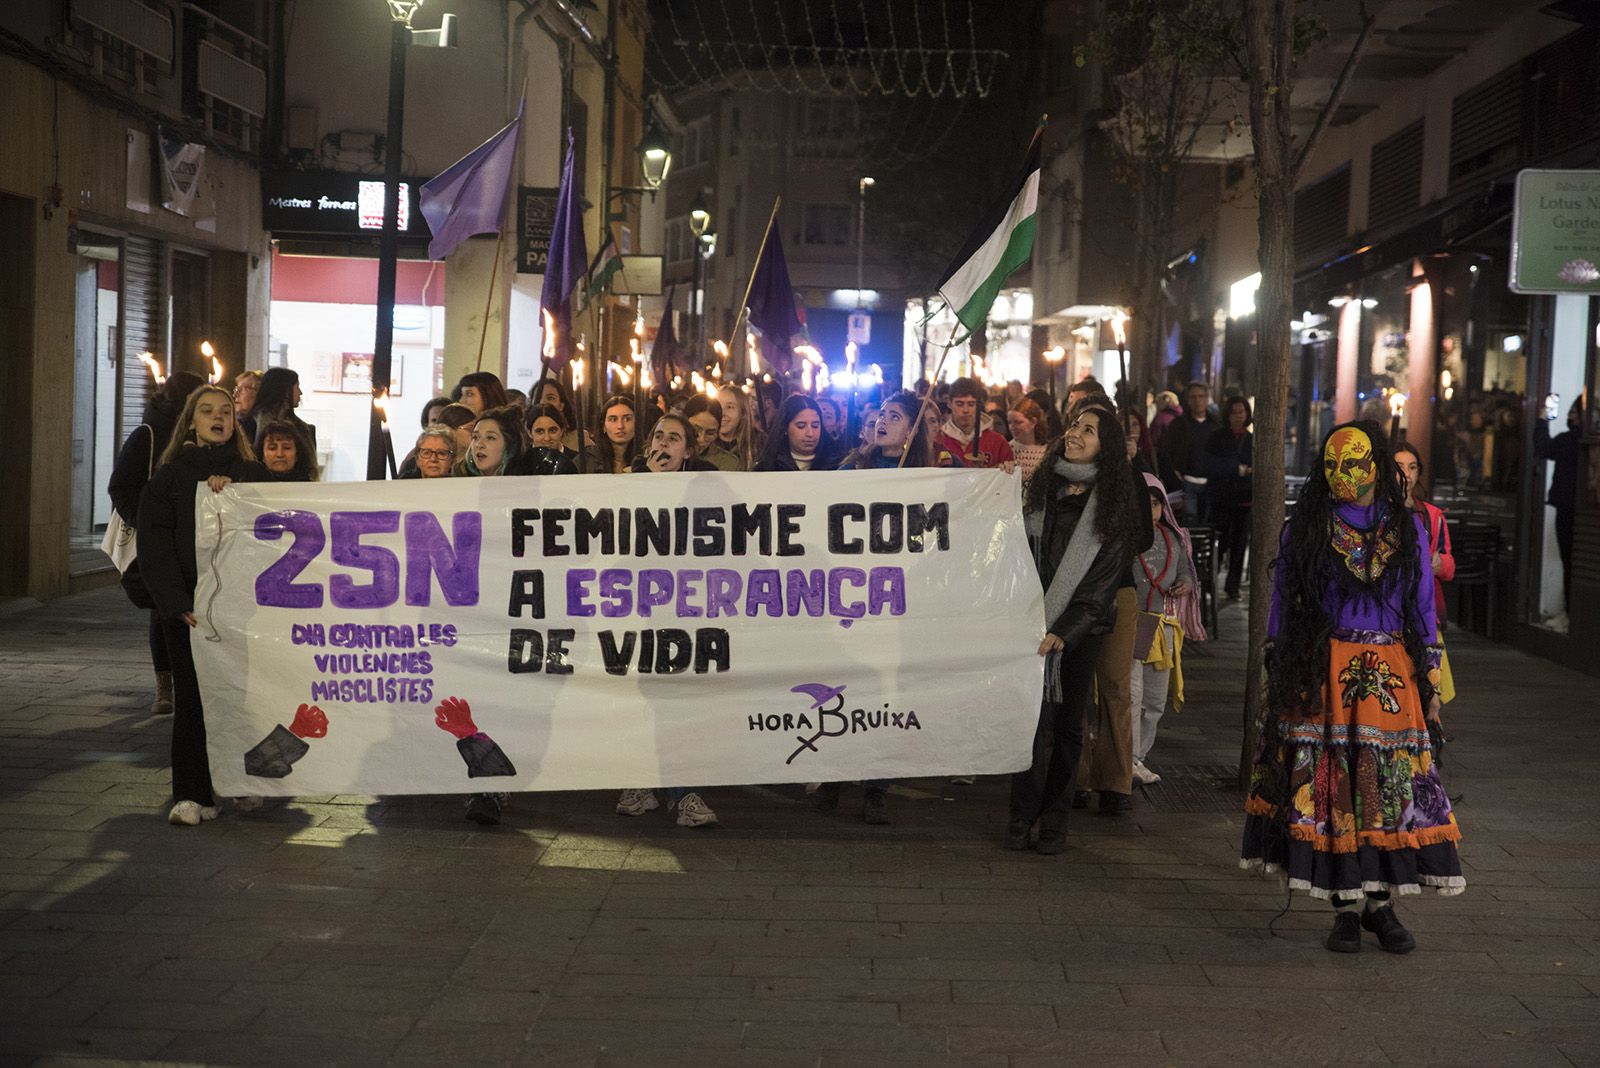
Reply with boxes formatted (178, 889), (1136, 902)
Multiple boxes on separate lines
(516, 186), (560, 274)
(264, 172), (428, 237)
(1511, 169), (1600, 294)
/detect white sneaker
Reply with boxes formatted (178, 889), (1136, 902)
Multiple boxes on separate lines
(673, 792), (718, 828)
(167, 801), (220, 826)
(616, 789), (659, 816)
(233, 796), (264, 812)
(1132, 759), (1161, 786)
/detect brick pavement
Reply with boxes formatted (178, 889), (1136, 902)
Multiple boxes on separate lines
(0, 588), (1596, 1066)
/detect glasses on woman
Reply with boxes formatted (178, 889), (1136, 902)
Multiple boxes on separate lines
(418, 448), (454, 461)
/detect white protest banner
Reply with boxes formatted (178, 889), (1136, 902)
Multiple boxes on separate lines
(191, 469), (1044, 796)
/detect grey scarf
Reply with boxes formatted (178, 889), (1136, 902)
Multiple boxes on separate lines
(1038, 460), (1103, 701)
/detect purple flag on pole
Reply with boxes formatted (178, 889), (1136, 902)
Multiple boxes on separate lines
(419, 99), (524, 261)
(651, 286), (682, 385)
(539, 129), (589, 370)
(746, 223), (802, 366)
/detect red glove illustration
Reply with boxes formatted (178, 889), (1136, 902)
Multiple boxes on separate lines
(289, 703), (329, 739)
(434, 696), (480, 740)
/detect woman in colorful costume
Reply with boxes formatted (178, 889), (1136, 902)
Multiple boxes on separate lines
(1241, 421), (1463, 955)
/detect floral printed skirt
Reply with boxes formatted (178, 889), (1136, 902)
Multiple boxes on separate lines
(1240, 633), (1464, 901)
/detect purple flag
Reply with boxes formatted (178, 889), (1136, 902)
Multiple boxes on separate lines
(539, 129), (589, 370)
(419, 99), (524, 261)
(746, 221), (802, 368)
(651, 286), (683, 385)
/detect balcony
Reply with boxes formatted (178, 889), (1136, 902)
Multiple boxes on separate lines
(183, 4), (268, 153)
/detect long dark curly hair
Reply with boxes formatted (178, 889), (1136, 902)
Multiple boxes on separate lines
(1266, 420), (1432, 715)
(1024, 400), (1140, 546)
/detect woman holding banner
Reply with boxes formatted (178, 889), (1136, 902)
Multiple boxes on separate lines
(614, 413), (721, 828)
(455, 405), (527, 477)
(137, 385), (270, 826)
(1008, 401), (1139, 854)
(586, 395), (640, 475)
(715, 385), (758, 470)
(754, 395), (842, 472)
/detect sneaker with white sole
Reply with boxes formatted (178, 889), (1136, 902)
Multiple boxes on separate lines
(1132, 759), (1161, 786)
(616, 788), (659, 816)
(167, 801), (219, 826)
(672, 792), (718, 828)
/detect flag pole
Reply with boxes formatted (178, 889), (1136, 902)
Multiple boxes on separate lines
(728, 197), (782, 375)
(900, 311), (961, 469)
(474, 226), (508, 373)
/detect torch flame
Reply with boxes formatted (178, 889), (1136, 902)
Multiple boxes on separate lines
(374, 389), (391, 429)
(1388, 392), (1407, 417)
(640, 364), (653, 390)
(138, 351), (165, 385)
(845, 341), (858, 369)
(713, 339), (729, 360)
(703, 380), (717, 399)
(542, 309), (557, 361)
(1110, 311), (1128, 347)
(571, 357), (584, 389)
(1044, 345), (1065, 364)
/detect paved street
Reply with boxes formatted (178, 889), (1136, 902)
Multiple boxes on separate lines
(0, 587), (1596, 1067)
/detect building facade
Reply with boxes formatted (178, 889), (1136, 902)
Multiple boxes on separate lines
(1, 0), (274, 600)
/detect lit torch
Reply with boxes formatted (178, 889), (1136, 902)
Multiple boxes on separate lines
(138, 351), (165, 385)
(1110, 311), (1129, 398)
(200, 340), (222, 384)
(1389, 391), (1407, 444)
(542, 309), (557, 363)
(374, 389), (397, 478)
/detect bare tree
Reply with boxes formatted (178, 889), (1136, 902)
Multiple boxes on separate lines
(1087, 0), (1236, 398)
(1236, 0), (1376, 783)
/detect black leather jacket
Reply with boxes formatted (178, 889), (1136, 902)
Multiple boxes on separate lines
(1036, 489), (1132, 652)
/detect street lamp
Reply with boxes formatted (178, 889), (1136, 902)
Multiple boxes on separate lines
(856, 176), (874, 310)
(688, 192), (712, 358)
(368, 0), (456, 481)
(638, 112), (672, 191)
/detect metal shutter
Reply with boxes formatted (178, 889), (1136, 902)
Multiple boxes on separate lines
(119, 234), (164, 441)
(1449, 63), (1523, 190)
(1294, 166), (1350, 267)
(1367, 121), (1423, 231)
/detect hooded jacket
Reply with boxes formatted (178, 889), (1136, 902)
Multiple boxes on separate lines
(107, 401), (181, 525)
(136, 443), (269, 622)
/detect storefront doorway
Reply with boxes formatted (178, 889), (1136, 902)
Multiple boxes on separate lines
(69, 233), (122, 575)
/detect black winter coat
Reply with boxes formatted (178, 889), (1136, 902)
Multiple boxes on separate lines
(1037, 490), (1131, 651)
(1201, 428), (1254, 511)
(137, 444), (269, 622)
(107, 402), (180, 525)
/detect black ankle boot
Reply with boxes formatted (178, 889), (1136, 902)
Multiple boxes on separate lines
(1004, 818), (1031, 851)
(1326, 911), (1362, 953)
(1361, 904), (1416, 954)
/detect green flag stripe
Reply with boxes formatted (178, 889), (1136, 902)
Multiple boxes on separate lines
(953, 213), (1037, 335)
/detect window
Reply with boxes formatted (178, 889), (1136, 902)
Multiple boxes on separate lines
(801, 204), (852, 247)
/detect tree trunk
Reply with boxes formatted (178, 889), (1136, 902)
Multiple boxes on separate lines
(1239, 0), (1297, 787)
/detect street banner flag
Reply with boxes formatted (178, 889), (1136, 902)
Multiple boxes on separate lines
(935, 122), (1043, 337)
(651, 286), (683, 384)
(581, 230), (624, 309)
(420, 99), (524, 261)
(746, 222), (802, 363)
(190, 471), (1044, 795)
(539, 129), (589, 369)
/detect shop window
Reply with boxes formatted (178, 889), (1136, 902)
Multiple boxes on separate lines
(801, 204), (852, 247)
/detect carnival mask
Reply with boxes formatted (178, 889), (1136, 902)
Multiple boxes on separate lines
(1324, 427), (1377, 502)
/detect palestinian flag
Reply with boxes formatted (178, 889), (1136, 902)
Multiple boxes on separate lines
(935, 122), (1043, 337)
(581, 231), (624, 308)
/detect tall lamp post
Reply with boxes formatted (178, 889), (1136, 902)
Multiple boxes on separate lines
(855, 176), (874, 309)
(688, 191), (711, 360)
(368, 0), (455, 481)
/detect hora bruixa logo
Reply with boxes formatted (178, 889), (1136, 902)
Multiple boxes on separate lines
(744, 682), (923, 764)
